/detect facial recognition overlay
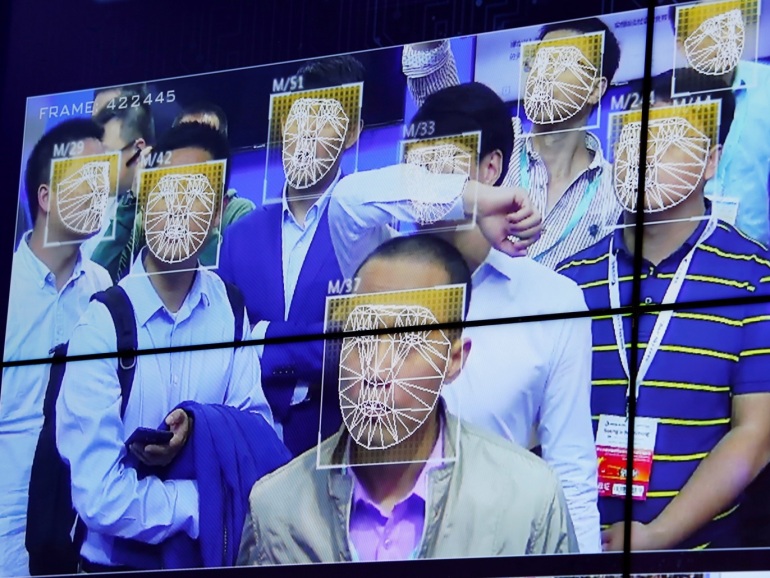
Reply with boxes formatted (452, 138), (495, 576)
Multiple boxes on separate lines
(43, 151), (121, 247)
(317, 284), (466, 469)
(396, 131), (481, 233)
(131, 159), (226, 275)
(608, 100), (720, 214)
(264, 82), (363, 205)
(673, 0), (761, 96)
(518, 30), (605, 134)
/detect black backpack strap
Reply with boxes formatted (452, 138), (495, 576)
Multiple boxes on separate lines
(223, 281), (245, 343)
(41, 343), (69, 423)
(91, 286), (138, 418)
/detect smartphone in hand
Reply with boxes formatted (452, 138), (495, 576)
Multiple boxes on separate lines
(125, 427), (173, 448)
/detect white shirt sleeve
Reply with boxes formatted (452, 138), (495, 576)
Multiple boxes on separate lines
(223, 311), (276, 429)
(537, 289), (601, 553)
(55, 302), (200, 544)
(329, 164), (468, 279)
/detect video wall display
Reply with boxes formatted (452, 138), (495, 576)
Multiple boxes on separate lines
(3, 0), (770, 577)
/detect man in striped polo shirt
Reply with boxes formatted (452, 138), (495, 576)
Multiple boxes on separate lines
(558, 69), (770, 551)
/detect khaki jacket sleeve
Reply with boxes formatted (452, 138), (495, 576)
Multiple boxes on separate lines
(237, 507), (259, 566)
(530, 478), (581, 554)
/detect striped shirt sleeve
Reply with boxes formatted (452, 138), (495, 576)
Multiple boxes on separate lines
(735, 300), (770, 395)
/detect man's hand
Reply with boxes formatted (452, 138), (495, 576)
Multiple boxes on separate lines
(129, 408), (193, 468)
(601, 521), (669, 551)
(465, 180), (542, 257)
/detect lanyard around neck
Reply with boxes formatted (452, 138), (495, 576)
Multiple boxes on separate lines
(520, 146), (602, 261)
(608, 217), (717, 414)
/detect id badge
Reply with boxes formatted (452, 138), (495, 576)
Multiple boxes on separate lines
(596, 415), (658, 501)
(706, 196), (740, 226)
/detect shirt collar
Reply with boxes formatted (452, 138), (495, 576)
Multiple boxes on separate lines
(733, 61), (753, 90)
(476, 248), (521, 283)
(281, 169), (340, 225)
(348, 414), (446, 512)
(525, 130), (606, 174)
(17, 230), (86, 289)
(125, 249), (210, 327)
(613, 199), (713, 260)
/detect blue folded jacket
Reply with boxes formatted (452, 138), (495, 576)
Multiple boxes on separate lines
(114, 402), (291, 569)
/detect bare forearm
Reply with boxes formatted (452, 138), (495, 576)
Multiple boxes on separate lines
(650, 425), (770, 547)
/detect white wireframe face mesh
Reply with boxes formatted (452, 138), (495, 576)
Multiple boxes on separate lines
(56, 161), (112, 235)
(684, 9), (745, 75)
(282, 98), (349, 189)
(614, 117), (710, 213)
(524, 45), (599, 125)
(144, 173), (218, 263)
(339, 304), (452, 451)
(404, 142), (473, 226)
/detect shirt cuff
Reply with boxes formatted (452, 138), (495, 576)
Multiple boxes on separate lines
(290, 382), (310, 406)
(251, 321), (270, 357)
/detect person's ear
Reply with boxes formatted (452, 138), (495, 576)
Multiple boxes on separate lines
(344, 119), (364, 150)
(587, 76), (608, 106)
(478, 150), (504, 186)
(444, 337), (471, 384)
(135, 138), (147, 152)
(704, 144), (721, 182)
(38, 184), (52, 216)
(212, 195), (223, 229)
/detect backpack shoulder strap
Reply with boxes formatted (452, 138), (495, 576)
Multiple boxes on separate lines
(223, 281), (245, 343)
(41, 343), (70, 423)
(91, 286), (138, 418)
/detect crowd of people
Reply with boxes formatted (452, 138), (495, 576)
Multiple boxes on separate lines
(2, 3), (770, 576)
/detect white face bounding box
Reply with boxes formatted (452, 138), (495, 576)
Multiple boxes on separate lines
(404, 142), (472, 225)
(144, 173), (217, 263)
(614, 117), (710, 213)
(524, 45), (599, 125)
(282, 97), (350, 189)
(684, 9), (745, 76)
(338, 304), (451, 451)
(56, 161), (112, 235)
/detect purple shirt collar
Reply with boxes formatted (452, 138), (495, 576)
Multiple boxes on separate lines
(346, 418), (445, 561)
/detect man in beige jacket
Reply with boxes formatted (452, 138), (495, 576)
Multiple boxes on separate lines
(237, 234), (578, 565)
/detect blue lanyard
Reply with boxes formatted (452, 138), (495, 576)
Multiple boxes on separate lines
(519, 146), (602, 261)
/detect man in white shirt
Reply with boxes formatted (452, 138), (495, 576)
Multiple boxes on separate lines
(1, 118), (113, 577)
(328, 82), (600, 552)
(55, 122), (274, 572)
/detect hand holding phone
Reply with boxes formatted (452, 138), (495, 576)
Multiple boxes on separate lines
(128, 409), (192, 468)
(125, 427), (173, 448)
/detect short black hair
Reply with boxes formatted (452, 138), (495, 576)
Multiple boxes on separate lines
(151, 122), (232, 193)
(93, 85), (156, 144)
(25, 118), (104, 224)
(409, 82), (513, 186)
(296, 55), (366, 90)
(651, 68), (735, 145)
(173, 101), (229, 137)
(539, 17), (621, 84)
(355, 234), (472, 320)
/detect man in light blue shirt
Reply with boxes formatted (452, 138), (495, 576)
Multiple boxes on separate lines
(1, 118), (113, 578)
(671, 2), (770, 245)
(55, 122), (274, 572)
